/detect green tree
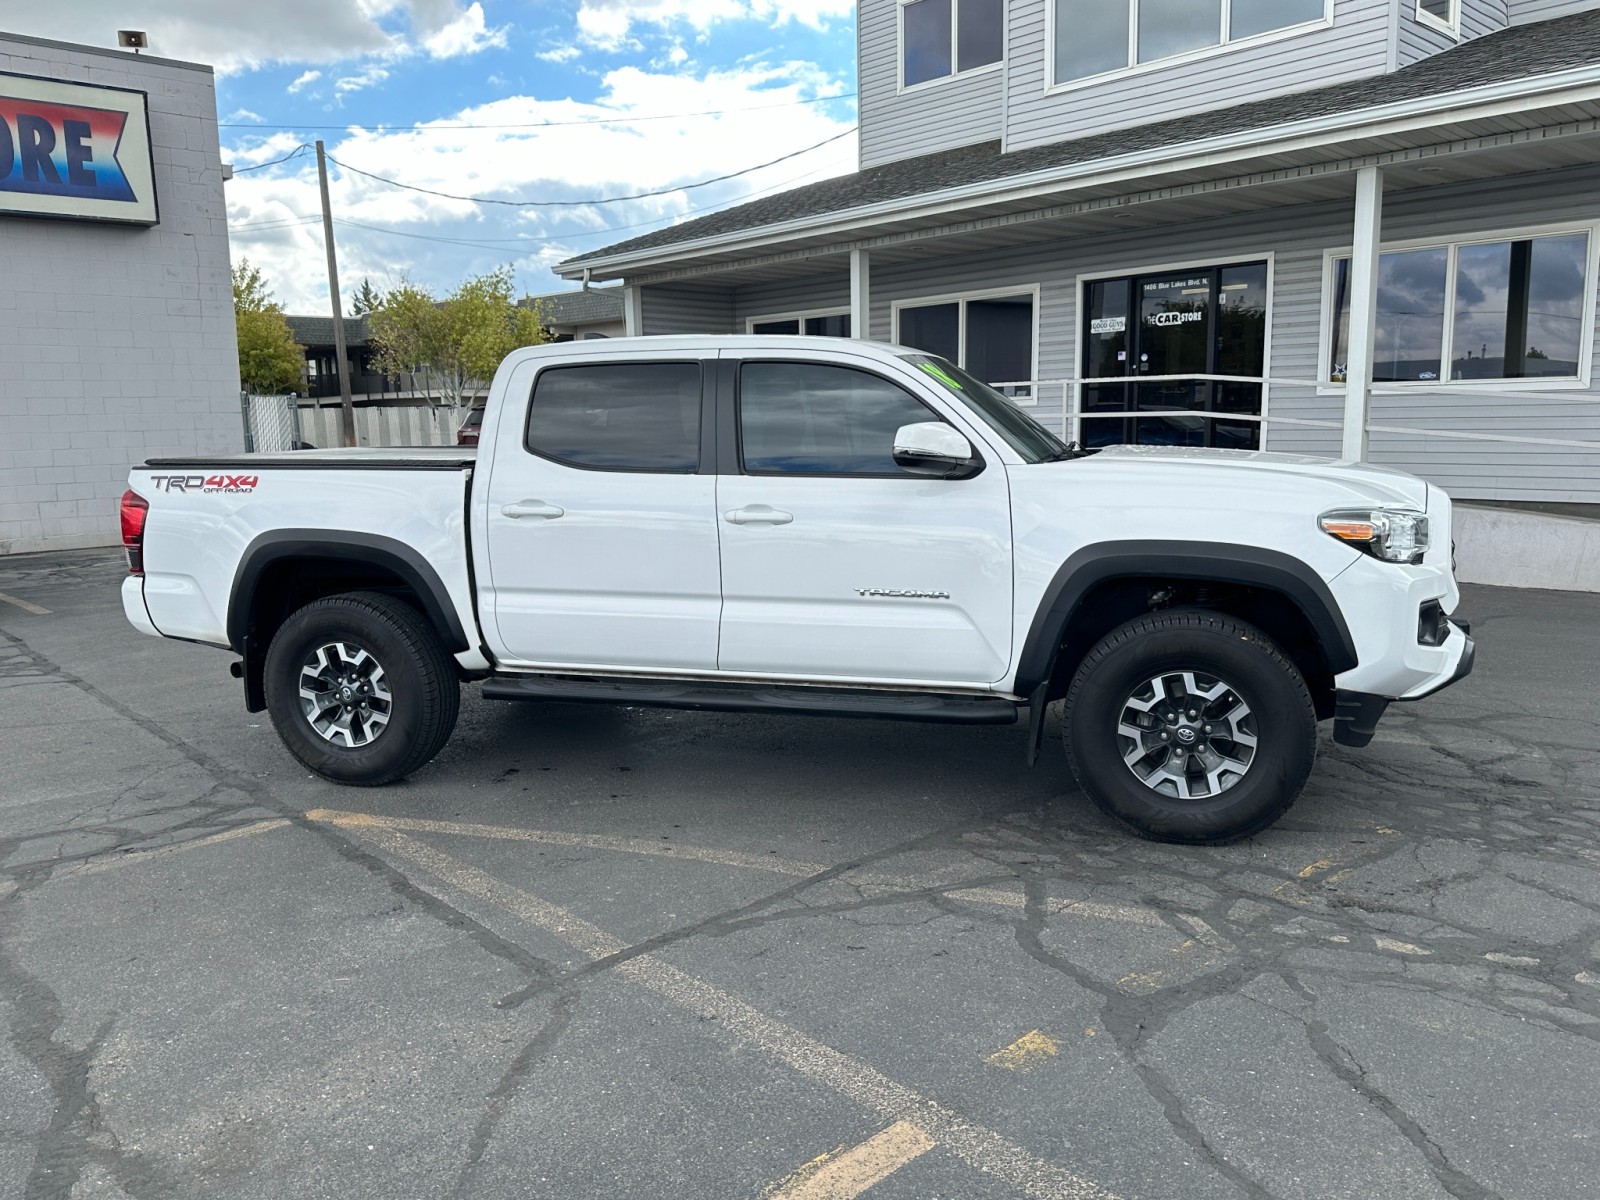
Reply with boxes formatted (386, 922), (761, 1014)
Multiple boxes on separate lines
(232, 260), (304, 395)
(350, 277), (382, 317)
(369, 267), (547, 412)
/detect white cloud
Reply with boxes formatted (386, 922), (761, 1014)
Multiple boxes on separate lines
(10, 0), (501, 72)
(224, 60), (858, 311)
(335, 65), (391, 97)
(536, 44), (582, 64)
(576, 0), (855, 50)
(287, 70), (322, 94)
(227, 107), (265, 122)
(422, 2), (507, 58)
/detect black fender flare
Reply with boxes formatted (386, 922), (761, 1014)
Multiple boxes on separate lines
(1014, 540), (1358, 699)
(227, 529), (472, 655)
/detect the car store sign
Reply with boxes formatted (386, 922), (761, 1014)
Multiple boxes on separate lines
(0, 71), (157, 225)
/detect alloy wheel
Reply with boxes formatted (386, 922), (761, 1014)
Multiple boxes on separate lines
(297, 641), (393, 748)
(1115, 670), (1257, 800)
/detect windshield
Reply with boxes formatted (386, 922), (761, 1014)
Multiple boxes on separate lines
(900, 354), (1070, 464)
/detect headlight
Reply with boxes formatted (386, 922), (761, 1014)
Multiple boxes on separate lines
(1319, 508), (1430, 564)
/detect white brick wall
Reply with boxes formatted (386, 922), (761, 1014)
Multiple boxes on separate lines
(0, 34), (240, 555)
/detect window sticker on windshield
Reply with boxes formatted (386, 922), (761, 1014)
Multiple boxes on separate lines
(917, 362), (964, 390)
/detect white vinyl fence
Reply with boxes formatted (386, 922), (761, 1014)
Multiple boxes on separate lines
(293, 402), (462, 449)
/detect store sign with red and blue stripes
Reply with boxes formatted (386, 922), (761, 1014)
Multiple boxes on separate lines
(0, 72), (156, 224)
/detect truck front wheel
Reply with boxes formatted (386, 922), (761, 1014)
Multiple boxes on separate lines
(263, 591), (460, 786)
(1063, 610), (1317, 844)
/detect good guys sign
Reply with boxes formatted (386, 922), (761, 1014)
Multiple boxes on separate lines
(0, 71), (156, 225)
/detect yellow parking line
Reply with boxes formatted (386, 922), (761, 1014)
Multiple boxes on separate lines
(0, 590), (50, 615)
(768, 1122), (935, 1200)
(1374, 936), (1433, 957)
(986, 1030), (1060, 1073)
(328, 822), (1123, 1200)
(1297, 859), (1337, 879)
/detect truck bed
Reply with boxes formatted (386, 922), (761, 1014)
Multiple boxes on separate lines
(127, 452), (481, 664)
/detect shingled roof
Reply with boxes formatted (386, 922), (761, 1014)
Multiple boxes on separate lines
(562, 8), (1600, 270)
(285, 314), (372, 347)
(521, 287), (624, 325)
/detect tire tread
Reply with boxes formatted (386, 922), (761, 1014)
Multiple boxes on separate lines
(264, 590), (460, 786)
(1062, 609), (1317, 844)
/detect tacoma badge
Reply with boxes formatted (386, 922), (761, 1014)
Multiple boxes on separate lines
(856, 588), (951, 600)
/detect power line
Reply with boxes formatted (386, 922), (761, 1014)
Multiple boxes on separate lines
(229, 214), (322, 231)
(229, 157), (840, 248)
(231, 144), (313, 173)
(219, 92), (858, 133)
(320, 128), (853, 208)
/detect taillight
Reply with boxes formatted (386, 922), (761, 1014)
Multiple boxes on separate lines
(120, 489), (149, 576)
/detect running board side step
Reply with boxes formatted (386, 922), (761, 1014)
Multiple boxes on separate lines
(482, 675), (1020, 725)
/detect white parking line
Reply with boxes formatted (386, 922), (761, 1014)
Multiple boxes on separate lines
(342, 824), (1125, 1200)
(58, 820), (293, 879)
(305, 809), (832, 877)
(307, 810), (1173, 931)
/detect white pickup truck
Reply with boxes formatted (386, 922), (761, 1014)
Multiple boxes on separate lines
(120, 336), (1472, 843)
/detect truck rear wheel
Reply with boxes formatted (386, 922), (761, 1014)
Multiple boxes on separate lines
(263, 591), (460, 786)
(1062, 610), (1317, 844)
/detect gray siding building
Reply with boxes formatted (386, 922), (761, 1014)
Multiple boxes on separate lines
(0, 32), (238, 555)
(561, 1), (1600, 585)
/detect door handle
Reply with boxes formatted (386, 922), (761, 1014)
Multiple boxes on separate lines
(501, 501), (565, 520)
(724, 505), (793, 526)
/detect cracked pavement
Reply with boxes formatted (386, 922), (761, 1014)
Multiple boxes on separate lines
(1, 548), (1597, 1199)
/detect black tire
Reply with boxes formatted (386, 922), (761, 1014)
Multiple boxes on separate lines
(1062, 610), (1316, 844)
(264, 591), (460, 786)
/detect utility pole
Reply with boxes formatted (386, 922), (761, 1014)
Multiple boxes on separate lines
(316, 140), (357, 448)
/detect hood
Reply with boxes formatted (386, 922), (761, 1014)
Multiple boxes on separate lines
(1077, 445), (1432, 511)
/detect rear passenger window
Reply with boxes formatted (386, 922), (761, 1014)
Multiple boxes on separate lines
(526, 362), (701, 472)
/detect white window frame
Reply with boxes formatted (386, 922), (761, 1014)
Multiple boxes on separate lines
(891, 283), (1043, 405)
(1415, 0), (1461, 37)
(1315, 220), (1600, 395)
(897, 0), (1005, 95)
(745, 306), (852, 335)
(1044, 0), (1333, 96)
(1072, 253), (1277, 448)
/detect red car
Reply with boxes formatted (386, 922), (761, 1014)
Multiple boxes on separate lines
(456, 406), (484, 446)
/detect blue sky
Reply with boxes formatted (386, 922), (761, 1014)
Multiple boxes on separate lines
(24, 1), (860, 310)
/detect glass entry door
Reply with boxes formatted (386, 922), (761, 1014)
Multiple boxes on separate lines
(1081, 262), (1267, 449)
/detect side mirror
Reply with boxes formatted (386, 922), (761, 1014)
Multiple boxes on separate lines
(893, 422), (980, 479)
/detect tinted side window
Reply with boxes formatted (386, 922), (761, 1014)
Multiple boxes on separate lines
(526, 362), (701, 472)
(739, 362), (940, 476)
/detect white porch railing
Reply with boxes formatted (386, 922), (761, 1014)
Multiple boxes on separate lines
(991, 374), (1600, 453)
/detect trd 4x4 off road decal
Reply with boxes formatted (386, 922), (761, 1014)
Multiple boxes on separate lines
(149, 475), (260, 495)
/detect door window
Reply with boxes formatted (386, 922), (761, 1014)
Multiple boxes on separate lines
(525, 362), (701, 472)
(739, 361), (943, 476)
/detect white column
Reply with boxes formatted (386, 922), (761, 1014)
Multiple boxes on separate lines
(850, 249), (870, 340)
(623, 285), (644, 337)
(1343, 165), (1384, 462)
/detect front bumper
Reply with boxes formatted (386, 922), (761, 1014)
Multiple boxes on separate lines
(1334, 621), (1475, 747)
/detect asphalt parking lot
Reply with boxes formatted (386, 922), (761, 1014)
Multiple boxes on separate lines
(2, 549), (1598, 1200)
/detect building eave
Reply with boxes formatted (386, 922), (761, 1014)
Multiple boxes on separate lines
(558, 62), (1600, 282)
